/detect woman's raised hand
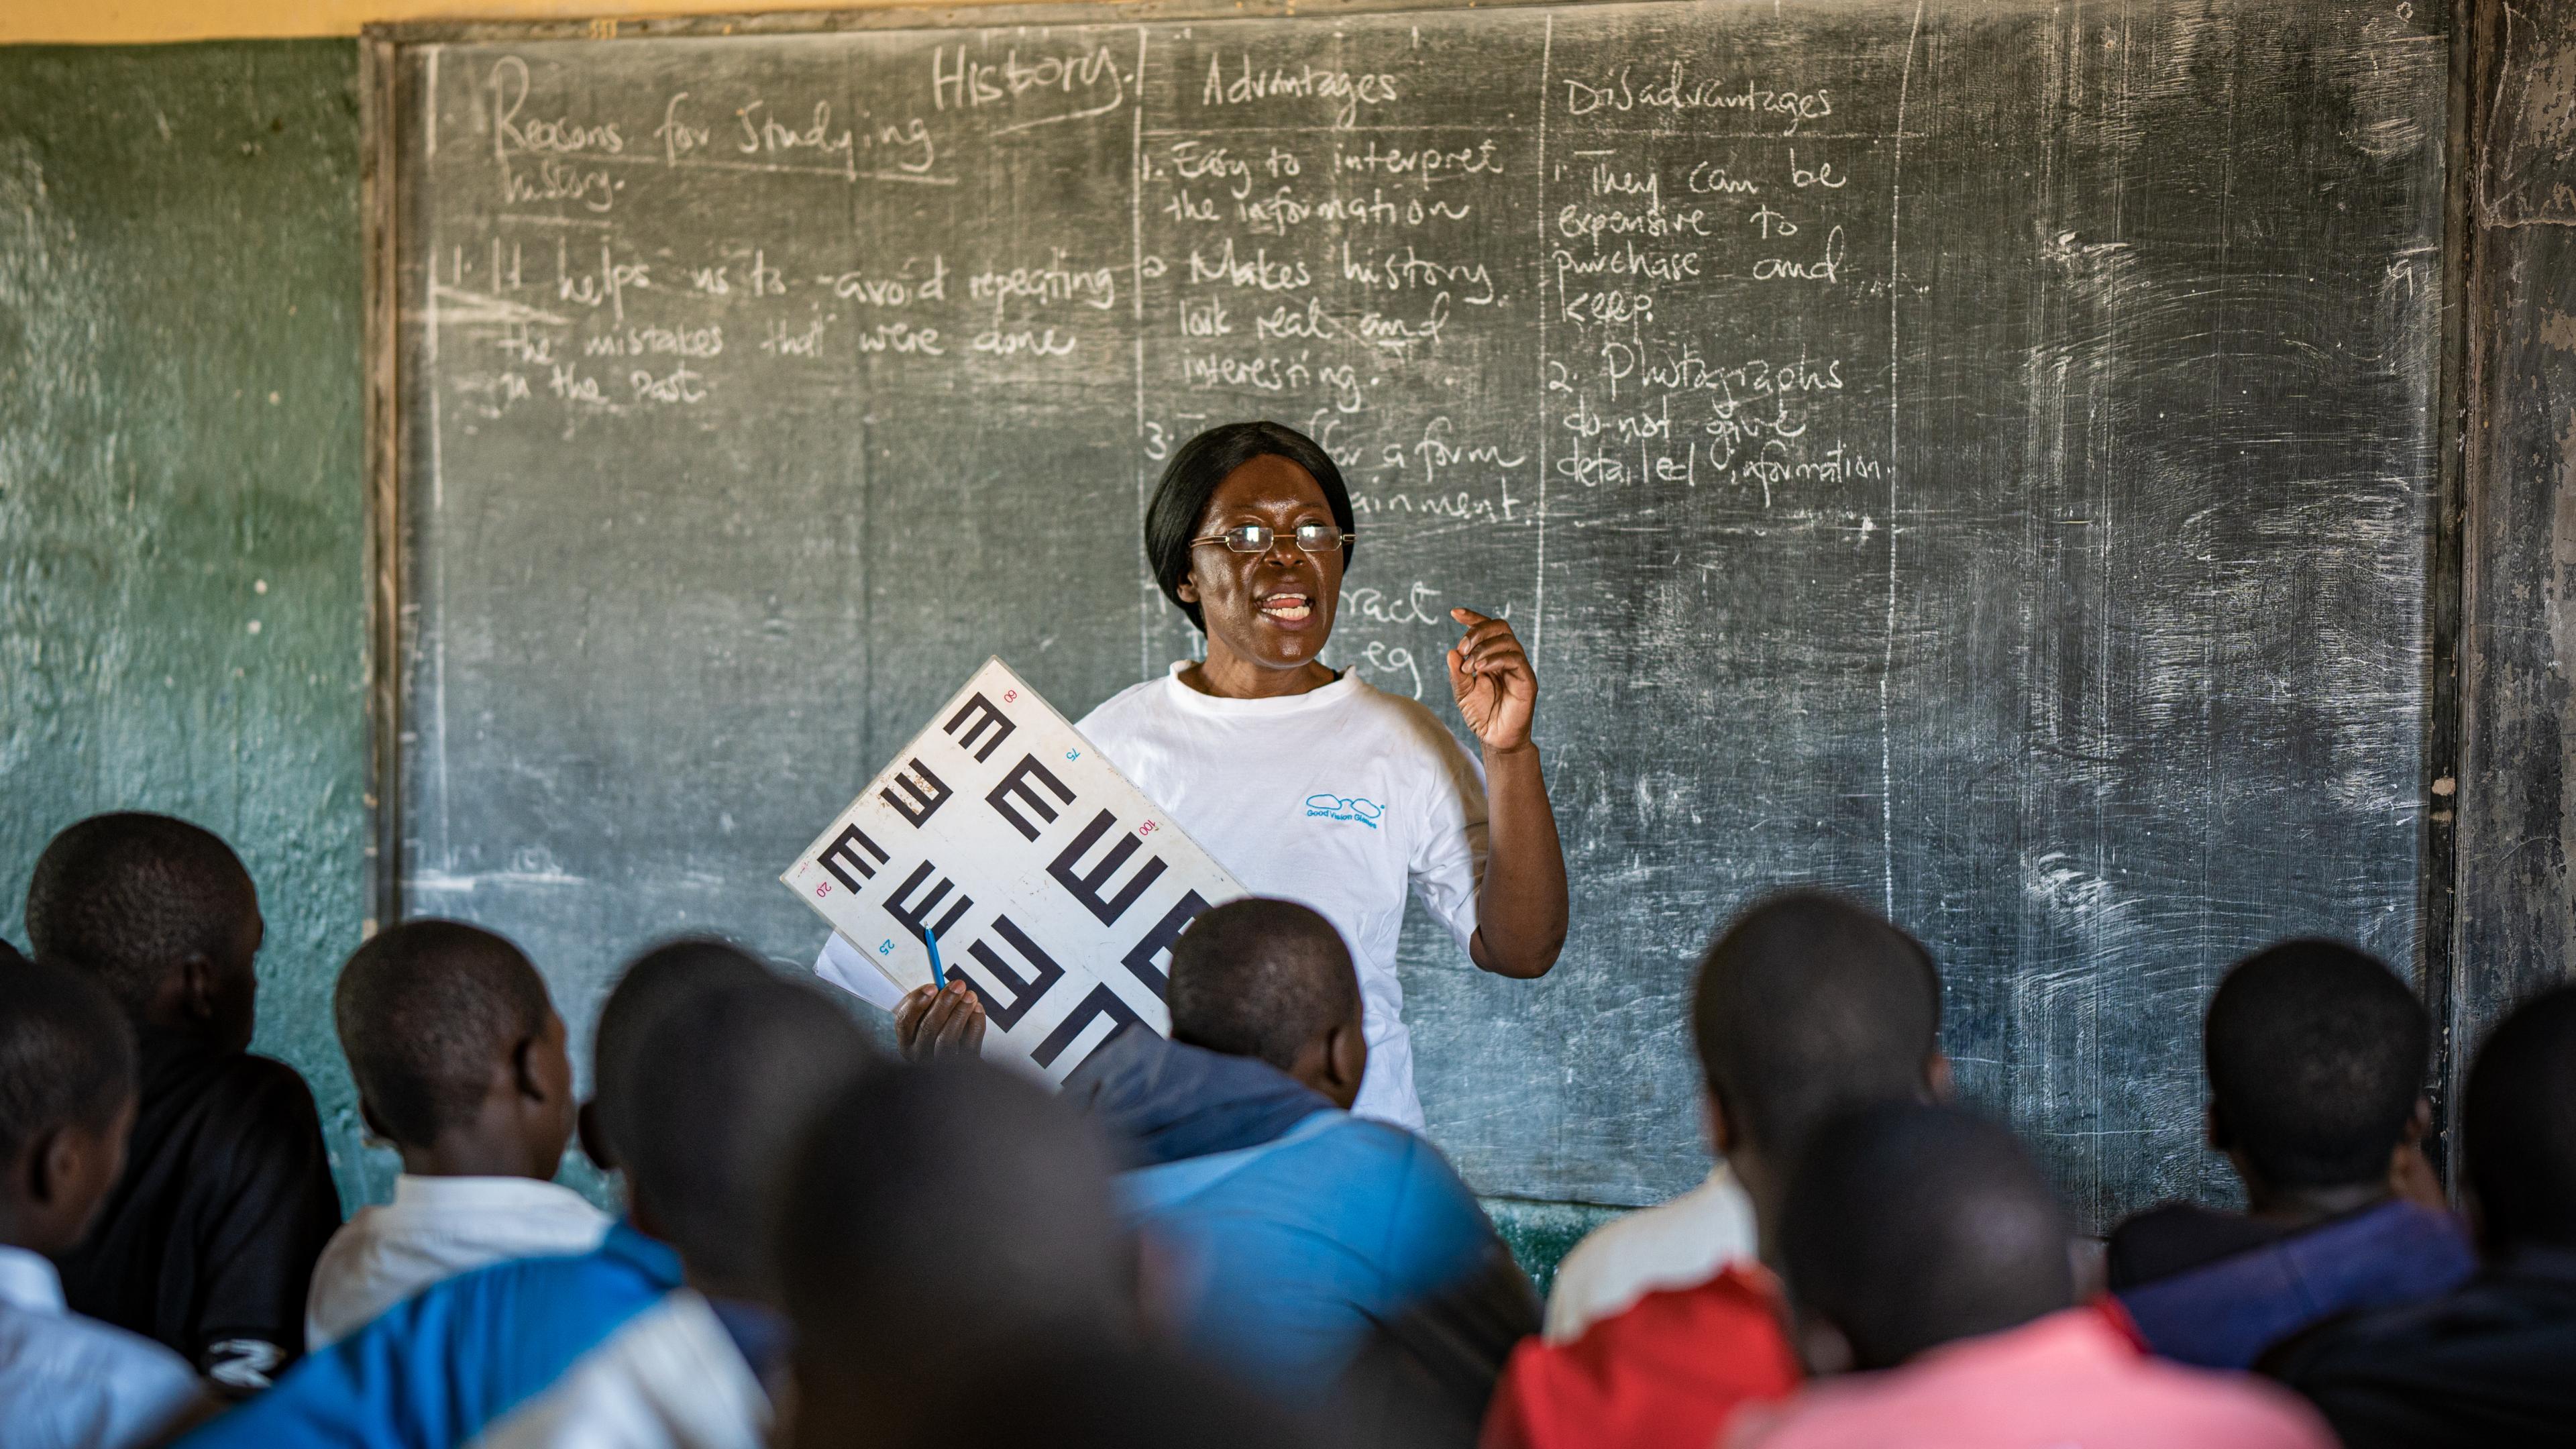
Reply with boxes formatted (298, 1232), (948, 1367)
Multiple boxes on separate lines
(1447, 606), (1538, 753)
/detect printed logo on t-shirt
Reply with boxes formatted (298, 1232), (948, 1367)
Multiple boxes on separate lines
(1304, 793), (1385, 828)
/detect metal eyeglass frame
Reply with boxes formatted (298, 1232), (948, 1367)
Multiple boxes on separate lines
(1187, 522), (1358, 553)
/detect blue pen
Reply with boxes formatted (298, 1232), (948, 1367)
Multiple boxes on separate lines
(925, 927), (946, 989)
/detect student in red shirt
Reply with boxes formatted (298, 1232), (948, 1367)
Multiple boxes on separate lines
(1481, 893), (1951, 1449)
(1730, 1103), (2330, 1449)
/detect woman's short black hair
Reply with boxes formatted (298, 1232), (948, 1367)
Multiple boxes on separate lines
(1144, 421), (1355, 633)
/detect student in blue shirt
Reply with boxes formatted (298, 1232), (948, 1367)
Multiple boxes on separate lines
(179, 938), (771, 1448)
(1063, 898), (1538, 1407)
(2108, 941), (2475, 1368)
(0, 955), (209, 1449)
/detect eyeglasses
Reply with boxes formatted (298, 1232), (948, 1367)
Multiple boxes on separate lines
(1189, 522), (1356, 554)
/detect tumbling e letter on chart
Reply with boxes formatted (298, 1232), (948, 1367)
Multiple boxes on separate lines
(784, 657), (1244, 1082)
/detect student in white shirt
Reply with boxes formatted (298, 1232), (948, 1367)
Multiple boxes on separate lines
(1543, 1167), (1759, 1343)
(476, 973), (875, 1449)
(865, 420), (1570, 1130)
(308, 921), (606, 1347)
(0, 954), (207, 1449)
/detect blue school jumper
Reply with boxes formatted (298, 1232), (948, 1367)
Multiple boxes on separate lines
(2115, 1199), (2475, 1368)
(1065, 1031), (1529, 1399)
(178, 1220), (680, 1448)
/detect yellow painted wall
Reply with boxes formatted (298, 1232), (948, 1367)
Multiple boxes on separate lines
(1, 0), (987, 46)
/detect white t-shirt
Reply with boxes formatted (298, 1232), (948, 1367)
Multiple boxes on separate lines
(1073, 664), (1489, 1130)
(0, 1244), (201, 1449)
(1541, 1166), (1759, 1342)
(307, 1174), (613, 1348)
(470, 1290), (769, 1449)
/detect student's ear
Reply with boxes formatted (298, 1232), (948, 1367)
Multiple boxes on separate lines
(2400, 1095), (2432, 1145)
(2389, 1097), (2446, 1211)
(1707, 1087), (1742, 1158)
(1922, 1051), (1954, 1104)
(576, 1100), (616, 1172)
(25, 1125), (70, 1208)
(511, 1034), (551, 1103)
(176, 953), (220, 1023)
(1795, 1313), (1856, 1377)
(1324, 1016), (1367, 1108)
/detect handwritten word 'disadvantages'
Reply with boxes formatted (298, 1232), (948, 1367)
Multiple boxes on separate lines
(784, 658), (1243, 1082)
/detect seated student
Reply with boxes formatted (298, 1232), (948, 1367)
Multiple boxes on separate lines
(1061, 898), (1538, 1404)
(1731, 1103), (2332, 1449)
(0, 958), (211, 1449)
(476, 975), (875, 1449)
(178, 938), (771, 1448)
(1542, 1151), (1756, 1343)
(2107, 941), (2472, 1367)
(2267, 984), (2576, 1446)
(776, 1059), (1142, 1449)
(27, 812), (341, 1393)
(308, 921), (604, 1348)
(1480, 893), (1941, 1449)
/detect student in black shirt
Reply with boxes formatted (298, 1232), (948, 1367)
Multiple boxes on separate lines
(2269, 984), (2576, 1447)
(22, 812), (341, 1395)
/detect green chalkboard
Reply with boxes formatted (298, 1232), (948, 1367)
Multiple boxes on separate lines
(0, 42), (380, 1211)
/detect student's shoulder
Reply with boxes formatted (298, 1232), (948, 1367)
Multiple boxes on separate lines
(32, 1305), (201, 1394)
(192, 1050), (326, 1120)
(1511, 1269), (1796, 1402)
(2129, 1355), (2337, 1446)
(1317, 1116), (1468, 1179)
(1307, 1119), (1491, 1234)
(2105, 1201), (2274, 1289)
(325, 1233), (672, 1375)
(2263, 1281), (2502, 1388)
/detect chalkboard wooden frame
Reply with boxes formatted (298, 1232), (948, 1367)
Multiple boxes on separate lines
(358, 0), (2477, 1210)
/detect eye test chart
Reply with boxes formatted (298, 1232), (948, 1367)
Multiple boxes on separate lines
(785, 658), (1243, 1082)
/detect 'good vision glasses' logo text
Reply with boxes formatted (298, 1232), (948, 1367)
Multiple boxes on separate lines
(1305, 793), (1385, 828)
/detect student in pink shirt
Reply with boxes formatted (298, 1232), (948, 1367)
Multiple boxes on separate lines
(1733, 1104), (2332, 1449)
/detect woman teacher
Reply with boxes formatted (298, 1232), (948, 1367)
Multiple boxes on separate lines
(899, 420), (1568, 1128)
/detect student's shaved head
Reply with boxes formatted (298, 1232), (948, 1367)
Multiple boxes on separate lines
(25, 812), (258, 1019)
(335, 920), (553, 1148)
(2465, 985), (2576, 1253)
(625, 976), (873, 1297)
(2205, 940), (2427, 1189)
(1782, 1103), (2072, 1370)
(0, 957), (137, 1168)
(588, 938), (772, 1167)
(1692, 892), (1943, 1157)
(1166, 898), (1358, 1074)
(777, 1060), (1130, 1383)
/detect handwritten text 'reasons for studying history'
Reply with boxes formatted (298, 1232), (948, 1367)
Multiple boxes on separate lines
(784, 659), (1245, 1083)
